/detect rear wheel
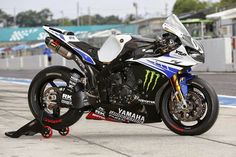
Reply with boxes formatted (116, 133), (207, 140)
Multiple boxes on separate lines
(160, 77), (219, 135)
(28, 66), (84, 130)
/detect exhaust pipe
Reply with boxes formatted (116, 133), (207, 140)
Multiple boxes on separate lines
(45, 37), (73, 60)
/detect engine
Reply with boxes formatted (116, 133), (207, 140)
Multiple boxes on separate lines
(108, 67), (138, 106)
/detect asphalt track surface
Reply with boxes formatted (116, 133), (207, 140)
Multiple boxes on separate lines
(0, 70), (236, 157)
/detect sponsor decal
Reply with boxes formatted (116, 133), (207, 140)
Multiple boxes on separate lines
(86, 112), (106, 120)
(109, 108), (145, 123)
(44, 118), (62, 124)
(61, 94), (72, 105)
(170, 60), (181, 64)
(170, 123), (184, 132)
(95, 107), (106, 117)
(69, 36), (76, 40)
(143, 70), (160, 91)
(68, 75), (79, 92)
(62, 94), (72, 100)
(10, 28), (38, 41)
(175, 50), (186, 56)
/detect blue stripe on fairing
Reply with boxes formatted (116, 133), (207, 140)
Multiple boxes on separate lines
(163, 53), (182, 59)
(147, 59), (179, 73)
(139, 60), (179, 78)
(139, 61), (174, 78)
(59, 34), (65, 40)
(73, 47), (96, 65)
(0, 77), (236, 107)
(163, 53), (176, 58)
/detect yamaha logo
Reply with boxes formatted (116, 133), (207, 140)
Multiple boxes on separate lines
(175, 50), (186, 56)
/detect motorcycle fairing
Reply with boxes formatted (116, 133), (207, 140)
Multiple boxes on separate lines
(130, 63), (169, 100)
(97, 35), (132, 63)
(43, 26), (80, 43)
(73, 47), (96, 65)
(86, 103), (162, 123)
(128, 58), (183, 78)
(160, 45), (199, 66)
(163, 14), (204, 57)
(43, 26), (96, 65)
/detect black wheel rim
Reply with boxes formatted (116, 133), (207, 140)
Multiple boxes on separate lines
(37, 76), (70, 119)
(167, 83), (212, 130)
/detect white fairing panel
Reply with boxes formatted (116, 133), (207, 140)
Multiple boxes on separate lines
(98, 35), (132, 63)
(43, 26), (80, 43)
(157, 45), (198, 66)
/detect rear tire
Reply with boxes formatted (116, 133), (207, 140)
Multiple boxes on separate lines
(28, 66), (84, 130)
(160, 77), (219, 135)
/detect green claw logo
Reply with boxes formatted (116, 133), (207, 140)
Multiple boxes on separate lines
(143, 70), (160, 91)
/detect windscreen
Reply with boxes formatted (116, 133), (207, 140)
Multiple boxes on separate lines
(162, 14), (204, 53)
(163, 14), (190, 37)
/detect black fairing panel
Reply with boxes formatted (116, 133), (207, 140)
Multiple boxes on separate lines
(69, 41), (99, 60)
(130, 62), (169, 101)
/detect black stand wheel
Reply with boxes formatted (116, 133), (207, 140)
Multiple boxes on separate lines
(58, 127), (70, 136)
(41, 126), (53, 138)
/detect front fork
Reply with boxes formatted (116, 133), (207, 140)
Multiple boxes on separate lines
(170, 74), (188, 110)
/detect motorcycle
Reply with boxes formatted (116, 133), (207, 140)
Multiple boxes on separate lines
(28, 14), (219, 136)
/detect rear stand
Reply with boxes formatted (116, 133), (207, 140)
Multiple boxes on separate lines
(5, 119), (70, 138)
(5, 119), (54, 138)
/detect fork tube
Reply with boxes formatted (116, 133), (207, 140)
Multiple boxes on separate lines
(171, 74), (184, 102)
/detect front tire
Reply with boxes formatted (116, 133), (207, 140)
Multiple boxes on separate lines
(28, 66), (84, 130)
(160, 77), (219, 135)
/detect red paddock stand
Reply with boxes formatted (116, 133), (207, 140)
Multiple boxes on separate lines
(5, 119), (69, 138)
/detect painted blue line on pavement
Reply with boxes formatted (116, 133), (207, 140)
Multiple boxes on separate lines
(0, 77), (31, 85)
(1, 77), (236, 108)
(218, 95), (236, 107)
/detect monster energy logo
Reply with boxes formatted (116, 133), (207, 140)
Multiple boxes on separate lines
(143, 70), (160, 91)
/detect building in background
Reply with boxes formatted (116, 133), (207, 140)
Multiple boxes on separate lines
(206, 8), (236, 38)
(130, 17), (166, 38)
(181, 19), (214, 39)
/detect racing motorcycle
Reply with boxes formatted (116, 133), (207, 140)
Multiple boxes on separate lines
(28, 14), (219, 136)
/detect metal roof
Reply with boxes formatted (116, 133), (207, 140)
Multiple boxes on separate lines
(207, 8), (236, 20)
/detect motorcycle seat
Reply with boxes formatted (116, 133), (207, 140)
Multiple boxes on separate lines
(69, 41), (99, 61)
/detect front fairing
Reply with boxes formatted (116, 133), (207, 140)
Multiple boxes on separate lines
(156, 45), (199, 67)
(162, 14), (204, 56)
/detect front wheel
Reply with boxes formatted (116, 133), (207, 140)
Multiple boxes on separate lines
(160, 77), (219, 135)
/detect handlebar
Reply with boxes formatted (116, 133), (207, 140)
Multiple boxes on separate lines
(154, 33), (180, 54)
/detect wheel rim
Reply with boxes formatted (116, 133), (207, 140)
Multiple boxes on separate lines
(167, 83), (212, 130)
(38, 77), (70, 119)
